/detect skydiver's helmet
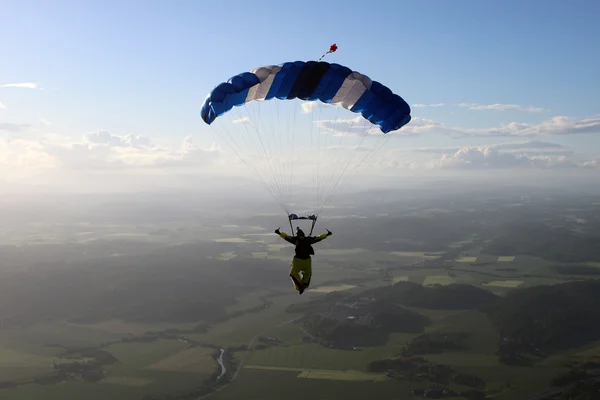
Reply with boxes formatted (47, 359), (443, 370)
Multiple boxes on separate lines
(296, 228), (306, 238)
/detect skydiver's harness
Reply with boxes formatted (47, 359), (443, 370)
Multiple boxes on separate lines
(287, 213), (318, 236)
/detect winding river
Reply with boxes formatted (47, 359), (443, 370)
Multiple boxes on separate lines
(217, 348), (226, 380)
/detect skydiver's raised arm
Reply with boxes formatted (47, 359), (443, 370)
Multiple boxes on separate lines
(275, 228), (295, 244)
(310, 229), (332, 244)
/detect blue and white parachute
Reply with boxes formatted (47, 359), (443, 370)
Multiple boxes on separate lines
(200, 60), (411, 219)
(201, 61), (411, 133)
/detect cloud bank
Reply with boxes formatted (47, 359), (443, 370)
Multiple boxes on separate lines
(0, 82), (38, 89)
(402, 116), (600, 137)
(412, 102), (547, 112)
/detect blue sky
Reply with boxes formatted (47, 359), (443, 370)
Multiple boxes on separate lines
(1, 0), (600, 191)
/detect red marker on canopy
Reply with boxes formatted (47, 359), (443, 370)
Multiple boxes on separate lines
(318, 43), (338, 61)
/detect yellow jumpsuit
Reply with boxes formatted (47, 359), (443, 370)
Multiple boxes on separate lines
(278, 232), (328, 292)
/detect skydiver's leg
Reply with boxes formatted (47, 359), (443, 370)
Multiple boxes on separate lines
(300, 258), (312, 289)
(289, 258), (303, 293)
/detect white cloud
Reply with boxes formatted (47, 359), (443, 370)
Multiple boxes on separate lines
(0, 138), (57, 179)
(374, 138), (599, 172)
(40, 118), (51, 126)
(430, 146), (578, 170)
(0, 122), (30, 132)
(0, 131), (228, 182)
(401, 116), (600, 137)
(410, 102), (546, 112)
(316, 116), (362, 132)
(315, 117), (392, 136)
(458, 103), (547, 112)
(582, 158), (600, 169)
(412, 103), (446, 108)
(0, 101), (6, 109)
(83, 130), (154, 148)
(0, 82), (38, 89)
(232, 117), (251, 125)
(411, 140), (573, 157)
(40, 131), (223, 170)
(301, 102), (320, 114)
(310, 115), (600, 138)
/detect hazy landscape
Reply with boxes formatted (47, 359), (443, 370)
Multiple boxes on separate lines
(3, 1), (600, 399)
(1, 180), (600, 400)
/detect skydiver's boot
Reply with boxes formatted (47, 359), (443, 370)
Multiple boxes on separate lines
(290, 274), (303, 294)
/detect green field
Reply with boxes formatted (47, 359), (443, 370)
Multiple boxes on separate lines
(101, 340), (219, 397)
(245, 365), (388, 381)
(146, 347), (217, 373)
(209, 369), (426, 400)
(456, 256), (478, 263)
(215, 251), (237, 260)
(0, 322), (124, 383)
(0, 347), (55, 382)
(309, 284), (356, 293)
(497, 256), (516, 262)
(183, 293), (304, 347)
(246, 323), (416, 371)
(1, 238), (596, 400)
(107, 340), (190, 372)
(423, 275), (455, 286)
(224, 290), (272, 314)
(483, 280), (524, 288)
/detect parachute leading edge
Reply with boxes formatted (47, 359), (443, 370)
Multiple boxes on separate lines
(200, 61), (411, 134)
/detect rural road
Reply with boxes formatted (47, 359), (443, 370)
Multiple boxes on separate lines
(196, 316), (300, 399)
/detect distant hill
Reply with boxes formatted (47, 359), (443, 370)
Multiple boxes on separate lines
(0, 242), (289, 326)
(484, 225), (600, 262)
(293, 282), (499, 347)
(301, 300), (430, 347)
(288, 282), (499, 316)
(358, 281), (499, 310)
(485, 280), (600, 359)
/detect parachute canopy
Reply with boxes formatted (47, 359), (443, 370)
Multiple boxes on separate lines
(200, 60), (411, 220)
(201, 61), (411, 134)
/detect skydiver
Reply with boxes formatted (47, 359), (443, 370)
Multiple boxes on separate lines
(274, 227), (332, 294)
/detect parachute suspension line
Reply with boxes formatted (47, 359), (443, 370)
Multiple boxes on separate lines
(315, 101), (325, 209)
(316, 119), (376, 216)
(318, 106), (358, 209)
(288, 216), (294, 236)
(210, 123), (281, 211)
(274, 99), (285, 205)
(331, 133), (389, 205)
(288, 100), (298, 210)
(310, 102), (317, 212)
(218, 107), (288, 215)
(309, 216), (317, 236)
(251, 103), (283, 203)
(315, 116), (368, 216)
(320, 104), (343, 197)
(282, 99), (294, 206)
(317, 102), (331, 208)
(227, 106), (276, 201)
(320, 132), (374, 213)
(278, 100), (294, 207)
(269, 99), (288, 206)
(320, 132), (390, 213)
(259, 100), (283, 206)
(244, 103), (289, 214)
